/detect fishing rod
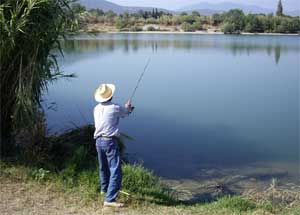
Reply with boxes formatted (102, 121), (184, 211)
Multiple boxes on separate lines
(129, 58), (151, 102)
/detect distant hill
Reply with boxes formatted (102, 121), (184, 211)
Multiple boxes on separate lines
(77, 0), (123, 13)
(76, 0), (299, 16)
(77, 0), (172, 14)
(288, 10), (300, 16)
(178, 1), (299, 16)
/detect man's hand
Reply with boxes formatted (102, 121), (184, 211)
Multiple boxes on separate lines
(125, 100), (134, 113)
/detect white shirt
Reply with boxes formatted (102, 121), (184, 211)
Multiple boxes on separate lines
(93, 101), (129, 139)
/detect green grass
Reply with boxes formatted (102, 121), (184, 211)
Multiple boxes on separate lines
(0, 160), (173, 205)
(1, 161), (300, 214)
(214, 196), (256, 212)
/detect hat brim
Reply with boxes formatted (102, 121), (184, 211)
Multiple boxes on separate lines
(94, 84), (115, 103)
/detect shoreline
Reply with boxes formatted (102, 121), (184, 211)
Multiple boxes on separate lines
(118, 31), (300, 36)
(79, 29), (300, 36)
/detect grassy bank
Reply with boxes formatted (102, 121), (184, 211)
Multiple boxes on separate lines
(1, 125), (299, 214)
(1, 162), (299, 214)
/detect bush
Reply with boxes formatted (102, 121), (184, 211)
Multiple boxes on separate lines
(180, 15), (195, 24)
(287, 18), (300, 33)
(159, 15), (172, 25)
(147, 26), (156, 31)
(192, 20), (203, 30)
(222, 22), (237, 34)
(115, 17), (127, 29)
(172, 16), (182, 25)
(129, 25), (143, 32)
(244, 14), (263, 33)
(145, 18), (158, 24)
(181, 22), (196, 32)
(122, 164), (158, 193)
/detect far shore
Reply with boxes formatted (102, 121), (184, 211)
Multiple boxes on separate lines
(117, 31), (300, 36)
(79, 29), (300, 36)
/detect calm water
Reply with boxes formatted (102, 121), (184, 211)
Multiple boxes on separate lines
(45, 33), (299, 181)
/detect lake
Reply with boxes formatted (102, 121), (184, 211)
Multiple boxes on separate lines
(44, 33), (299, 188)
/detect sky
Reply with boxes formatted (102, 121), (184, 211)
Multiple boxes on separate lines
(109, 0), (299, 11)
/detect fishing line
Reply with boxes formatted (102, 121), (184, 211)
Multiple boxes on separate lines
(129, 58), (151, 102)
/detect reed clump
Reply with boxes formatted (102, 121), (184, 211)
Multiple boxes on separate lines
(0, 0), (74, 155)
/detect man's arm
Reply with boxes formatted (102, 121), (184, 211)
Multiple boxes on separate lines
(117, 100), (134, 118)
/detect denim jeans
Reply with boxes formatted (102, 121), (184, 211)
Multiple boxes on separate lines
(96, 138), (122, 202)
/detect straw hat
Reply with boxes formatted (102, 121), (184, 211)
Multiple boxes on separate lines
(94, 84), (115, 103)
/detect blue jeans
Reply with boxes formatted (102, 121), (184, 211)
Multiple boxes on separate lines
(96, 138), (122, 202)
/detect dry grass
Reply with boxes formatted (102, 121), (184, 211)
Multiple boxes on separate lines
(2, 173), (300, 215)
(0, 175), (187, 215)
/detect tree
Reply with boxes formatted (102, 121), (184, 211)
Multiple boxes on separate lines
(212, 13), (223, 25)
(274, 17), (289, 33)
(115, 17), (127, 29)
(287, 18), (300, 33)
(223, 9), (245, 33)
(222, 22), (236, 34)
(244, 14), (263, 32)
(192, 11), (200, 17)
(276, 0), (283, 16)
(106, 10), (116, 19)
(192, 20), (203, 30)
(259, 15), (274, 32)
(89, 8), (104, 17)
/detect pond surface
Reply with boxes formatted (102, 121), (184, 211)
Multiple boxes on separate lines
(44, 33), (299, 184)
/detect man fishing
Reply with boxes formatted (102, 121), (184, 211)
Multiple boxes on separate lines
(93, 83), (134, 207)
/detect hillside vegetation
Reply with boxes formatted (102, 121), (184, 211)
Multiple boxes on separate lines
(71, 3), (300, 34)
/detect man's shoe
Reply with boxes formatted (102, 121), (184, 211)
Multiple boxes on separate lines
(103, 201), (124, 208)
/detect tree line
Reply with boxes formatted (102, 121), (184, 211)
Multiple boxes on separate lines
(72, 2), (300, 34)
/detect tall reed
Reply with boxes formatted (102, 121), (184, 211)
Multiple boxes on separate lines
(0, 0), (74, 155)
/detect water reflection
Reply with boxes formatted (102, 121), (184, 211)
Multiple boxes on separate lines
(61, 34), (299, 65)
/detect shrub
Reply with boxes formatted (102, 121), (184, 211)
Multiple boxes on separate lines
(222, 22), (238, 34)
(180, 15), (195, 24)
(115, 17), (127, 29)
(145, 18), (158, 24)
(147, 26), (156, 31)
(122, 164), (158, 193)
(192, 20), (203, 30)
(129, 25), (143, 32)
(181, 22), (196, 32)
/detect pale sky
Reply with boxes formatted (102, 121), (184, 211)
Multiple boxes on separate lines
(109, 0), (299, 11)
